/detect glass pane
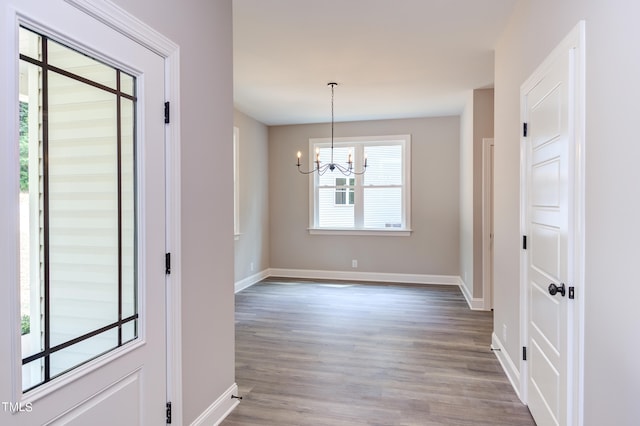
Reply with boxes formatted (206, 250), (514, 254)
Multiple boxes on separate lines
(363, 187), (402, 228)
(122, 320), (137, 344)
(50, 329), (118, 378)
(319, 187), (354, 228)
(121, 98), (137, 319)
(317, 146), (351, 186)
(19, 27), (41, 60)
(334, 176), (354, 206)
(364, 145), (402, 186)
(47, 71), (119, 347)
(48, 39), (117, 90)
(120, 72), (135, 96)
(18, 26), (139, 392)
(22, 358), (44, 391)
(19, 59), (43, 359)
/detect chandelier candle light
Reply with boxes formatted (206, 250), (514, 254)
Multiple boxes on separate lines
(296, 82), (368, 176)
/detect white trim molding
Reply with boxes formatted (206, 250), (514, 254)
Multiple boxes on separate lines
(235, 269), (270, 293)
(267, 268), (460, 286)
(64, 0), (177, 56)
(190, 383), (239, 426)
(458, 278), (486, 311)
(236, 270), (492, 317)
(491, 333), (523, 403)
(308, 228), (412, 237)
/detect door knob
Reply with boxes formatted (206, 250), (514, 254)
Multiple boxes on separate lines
(548, 283), (566, 297)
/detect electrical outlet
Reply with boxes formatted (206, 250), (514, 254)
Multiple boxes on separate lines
(502, 324), (507, 343)
(352, 259), (358, 268)
(250, 262), (254, 272)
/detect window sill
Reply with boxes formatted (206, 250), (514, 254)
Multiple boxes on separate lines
(308, 228), (412, 237)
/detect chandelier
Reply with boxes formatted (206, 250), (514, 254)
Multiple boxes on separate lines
(296, 82), (368, 176)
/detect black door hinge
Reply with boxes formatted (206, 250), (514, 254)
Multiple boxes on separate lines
(164, 101), (170, 124)
(165, 253), (171, 275)
(523, 122), (528, 137)
(523, 235), (527, 250)
(523, 346), (527, 361)
(166, 401), (172, 424)
(568, 286), (575, 299)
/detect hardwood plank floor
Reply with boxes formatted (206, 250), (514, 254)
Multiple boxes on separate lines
(222, 278), (535, 426)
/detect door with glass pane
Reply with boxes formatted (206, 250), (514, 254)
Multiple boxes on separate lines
(1, 1), (167, 424)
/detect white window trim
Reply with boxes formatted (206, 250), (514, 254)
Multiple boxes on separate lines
(307, 134), (412, 235)
(308, 228), (412, 237)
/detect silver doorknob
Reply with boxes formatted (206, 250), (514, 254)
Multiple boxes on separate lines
(548, 283), (566, 297)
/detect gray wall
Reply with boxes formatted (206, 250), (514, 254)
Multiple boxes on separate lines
(460, 91), (474, 293)
(111, 1), (235, 424)
(268, 116), (460, 276)
(494, 0), (640, 424)
(234, 109), (270, 282)
(460, 89), (494, 300)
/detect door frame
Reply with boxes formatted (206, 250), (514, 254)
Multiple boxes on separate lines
(519, 21), (585, 426)
(482, 138), (494, 311)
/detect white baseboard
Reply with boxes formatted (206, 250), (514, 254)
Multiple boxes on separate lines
(190, 383), (239, 426)
(458, 278), (486, 310)
(238, 270), (490, 314)
(491, 333), (523, 403)
(234, 269), (270, 293)
(267, 268), (461, 286)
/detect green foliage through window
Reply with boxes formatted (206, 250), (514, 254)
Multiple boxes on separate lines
(21, 315), (30, 335)
(19, 101), (29, 192)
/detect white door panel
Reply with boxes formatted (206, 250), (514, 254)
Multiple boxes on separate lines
(522, 27), (572, 426)
(1, 0), (167, 424)
(531, 283), (561, 351)
(531, 159), (561, 207)
(49, 371), (141, 425)
(531, 224), (561, 279)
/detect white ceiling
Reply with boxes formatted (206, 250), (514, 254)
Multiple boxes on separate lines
(233, 0), (518, 126)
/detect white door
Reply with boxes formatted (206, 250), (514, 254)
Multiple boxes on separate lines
(521, 23), (584, 426)
(0, 1), (167, 424)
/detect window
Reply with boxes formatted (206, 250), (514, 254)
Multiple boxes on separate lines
(18, 27), (138, 391)
(334, 178), (355, 205)
(309, 135), (411, 235)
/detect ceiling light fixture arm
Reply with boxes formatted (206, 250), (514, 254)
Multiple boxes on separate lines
(296, 82), (368, 176)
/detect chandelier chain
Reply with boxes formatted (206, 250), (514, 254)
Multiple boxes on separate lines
(295, 82), (367, 176)
(330, 82), (336, 164)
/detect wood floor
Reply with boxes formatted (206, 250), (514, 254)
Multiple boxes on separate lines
(222, 278), (535, 426)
